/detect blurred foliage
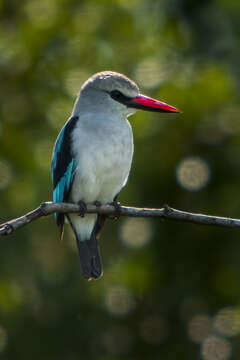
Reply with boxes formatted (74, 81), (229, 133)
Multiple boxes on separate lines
(1, 0), (240, 359)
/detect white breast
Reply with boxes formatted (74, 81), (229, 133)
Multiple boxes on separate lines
(70, 113), (133, 204)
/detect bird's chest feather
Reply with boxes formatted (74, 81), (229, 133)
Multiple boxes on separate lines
(71, 115), (133, 202)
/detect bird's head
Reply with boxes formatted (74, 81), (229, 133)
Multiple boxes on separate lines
(76, 71), (180, 117)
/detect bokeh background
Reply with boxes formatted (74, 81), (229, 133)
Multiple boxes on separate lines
(1, 0), (240, 359)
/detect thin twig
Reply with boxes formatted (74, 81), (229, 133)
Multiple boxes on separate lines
(1, 202), (240, 236)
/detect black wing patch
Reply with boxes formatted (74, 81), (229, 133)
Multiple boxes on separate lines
(51, 116), (79, 225)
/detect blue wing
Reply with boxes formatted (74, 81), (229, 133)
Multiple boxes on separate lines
(51, 116), (79, 225)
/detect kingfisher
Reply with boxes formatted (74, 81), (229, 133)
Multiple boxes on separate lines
(51, 71), (180, 280)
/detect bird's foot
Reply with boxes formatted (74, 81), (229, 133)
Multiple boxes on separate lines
(109, 201), (121, 220)
(78, 200), (87, 217)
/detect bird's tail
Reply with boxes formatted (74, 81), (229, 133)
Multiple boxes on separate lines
(67, 214), (106, 280)
(76, 230), (102, 280)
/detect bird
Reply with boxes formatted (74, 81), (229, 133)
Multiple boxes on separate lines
(51, 71), (180, 280)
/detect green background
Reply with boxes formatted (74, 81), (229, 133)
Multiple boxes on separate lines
(1, 0), (240, 359)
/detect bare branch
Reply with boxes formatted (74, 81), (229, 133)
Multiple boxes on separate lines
(1, 201), (240, 236)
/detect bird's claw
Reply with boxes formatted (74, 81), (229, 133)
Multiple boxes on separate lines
(78, 200), (87, 217)
(109, 201), (121, 220)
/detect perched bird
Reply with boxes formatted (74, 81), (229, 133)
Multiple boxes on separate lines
(51, 71), (180, 280)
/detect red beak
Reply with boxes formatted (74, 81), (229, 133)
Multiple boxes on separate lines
(129, 94), (181, 113)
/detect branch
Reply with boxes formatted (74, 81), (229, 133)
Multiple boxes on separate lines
(1, 202), (240, 236)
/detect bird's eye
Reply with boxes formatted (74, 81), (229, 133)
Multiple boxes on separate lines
(110, 90), (123, 100)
